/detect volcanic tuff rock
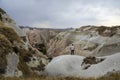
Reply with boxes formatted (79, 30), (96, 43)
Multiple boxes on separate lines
(26, 29), (57, 45)
(47, 26), (120, 57)
(37, 26), (120, 78)
(21, 27), (69, 56)
(45, 52), (120, 78)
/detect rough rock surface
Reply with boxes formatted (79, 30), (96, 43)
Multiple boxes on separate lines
(45, 52), (120, 78)
(26, 29), (57, 45)
(0, 8), (48, 77)
(21, 28), (68, 56)
(6, 53), (20, 77)
(47, 26), (120, 57)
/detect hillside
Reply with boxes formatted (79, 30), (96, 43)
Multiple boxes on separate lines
(0, 7), (120, 80)
(20, 26), (72, 55)
(47, 26), (120, 57)
(0, 8), (25, 37)
(0, 8), (48, 77)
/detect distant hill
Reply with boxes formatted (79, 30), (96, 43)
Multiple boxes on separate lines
(19, 26), (73, 31)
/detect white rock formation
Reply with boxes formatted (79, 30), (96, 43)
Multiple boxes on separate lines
(47, 26), (120, 57)
(45, 52), (120, 78)
(24, 29), (58, 46)
(6, 53), (20, 77)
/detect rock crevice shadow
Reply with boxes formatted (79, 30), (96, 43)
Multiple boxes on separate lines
(81, 56), (105, 70)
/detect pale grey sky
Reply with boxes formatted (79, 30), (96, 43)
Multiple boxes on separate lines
(0, 0), (120, 28)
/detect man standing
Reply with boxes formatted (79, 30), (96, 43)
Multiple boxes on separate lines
(70, 44), (75, 55)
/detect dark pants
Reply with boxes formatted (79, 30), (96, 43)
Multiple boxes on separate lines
(71, 50), (74, 55)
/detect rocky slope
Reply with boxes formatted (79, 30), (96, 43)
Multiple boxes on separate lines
(45, 26), (120, 78)
(21, 27), (71, 55)
(0, 8), (25, 37)
(0, 8), (48, 77)
(45, 25), (120, 78)
(47, 26), (120, 57)
(1, 7), (120, 79)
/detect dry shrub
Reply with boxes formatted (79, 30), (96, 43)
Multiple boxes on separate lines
(0, 8), (6, 14)
(0, 34), (12, 54)
(0, 21), (21, 70)
(0, 21), (4, 26)
(0, 21), (22, 76)
(1, 72), (120, 80)
(18, 47), (39, 77)
(0, 34), (12, 69)
(96, 26), (119, 37)
(0, 23), (21, 43)
(18, 49), (33, 77)
(2, 73), (120, 80)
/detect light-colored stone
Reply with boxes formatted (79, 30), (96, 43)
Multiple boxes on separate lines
(6, 53), (19, 77)
(47, 26), (120, 57)
(45, 53), (120, 78)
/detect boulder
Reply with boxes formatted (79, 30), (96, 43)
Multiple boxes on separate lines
(45, 52), (120, 78)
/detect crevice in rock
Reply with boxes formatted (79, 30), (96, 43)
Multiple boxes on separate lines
(81, 56), (105, 70)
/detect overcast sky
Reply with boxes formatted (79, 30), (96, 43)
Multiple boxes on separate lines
(0, 0), (120, 28)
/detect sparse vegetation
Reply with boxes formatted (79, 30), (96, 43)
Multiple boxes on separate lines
(36, 43), (47, 55)
(96, 26), (119, 37)
(0, 23), (21, 43)
(0, 21), (37, 77)
(0, 22), (20, 75)
(18, 49), (34, 77)
(0, 8), (120, 79)
(17, 43), (46, 77)
(0, 14), (2, 21)
(0, 34), (11, 70)
(0, 34), (12, 54)
(1, 72), (120, 80)
(0, 8), (6, 14)
(0, 21), (21, 56)
(0, 8), (6, 21)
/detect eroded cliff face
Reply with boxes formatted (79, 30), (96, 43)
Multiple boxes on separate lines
(22, 28), (67, 56)
(27, 29), (57, 46)
(45, 26), (120, 78)
(47, 26), (120, 57)
(23, 25), (120, 57)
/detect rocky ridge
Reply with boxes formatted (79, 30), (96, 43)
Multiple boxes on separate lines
(47, 25), (120, 57)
